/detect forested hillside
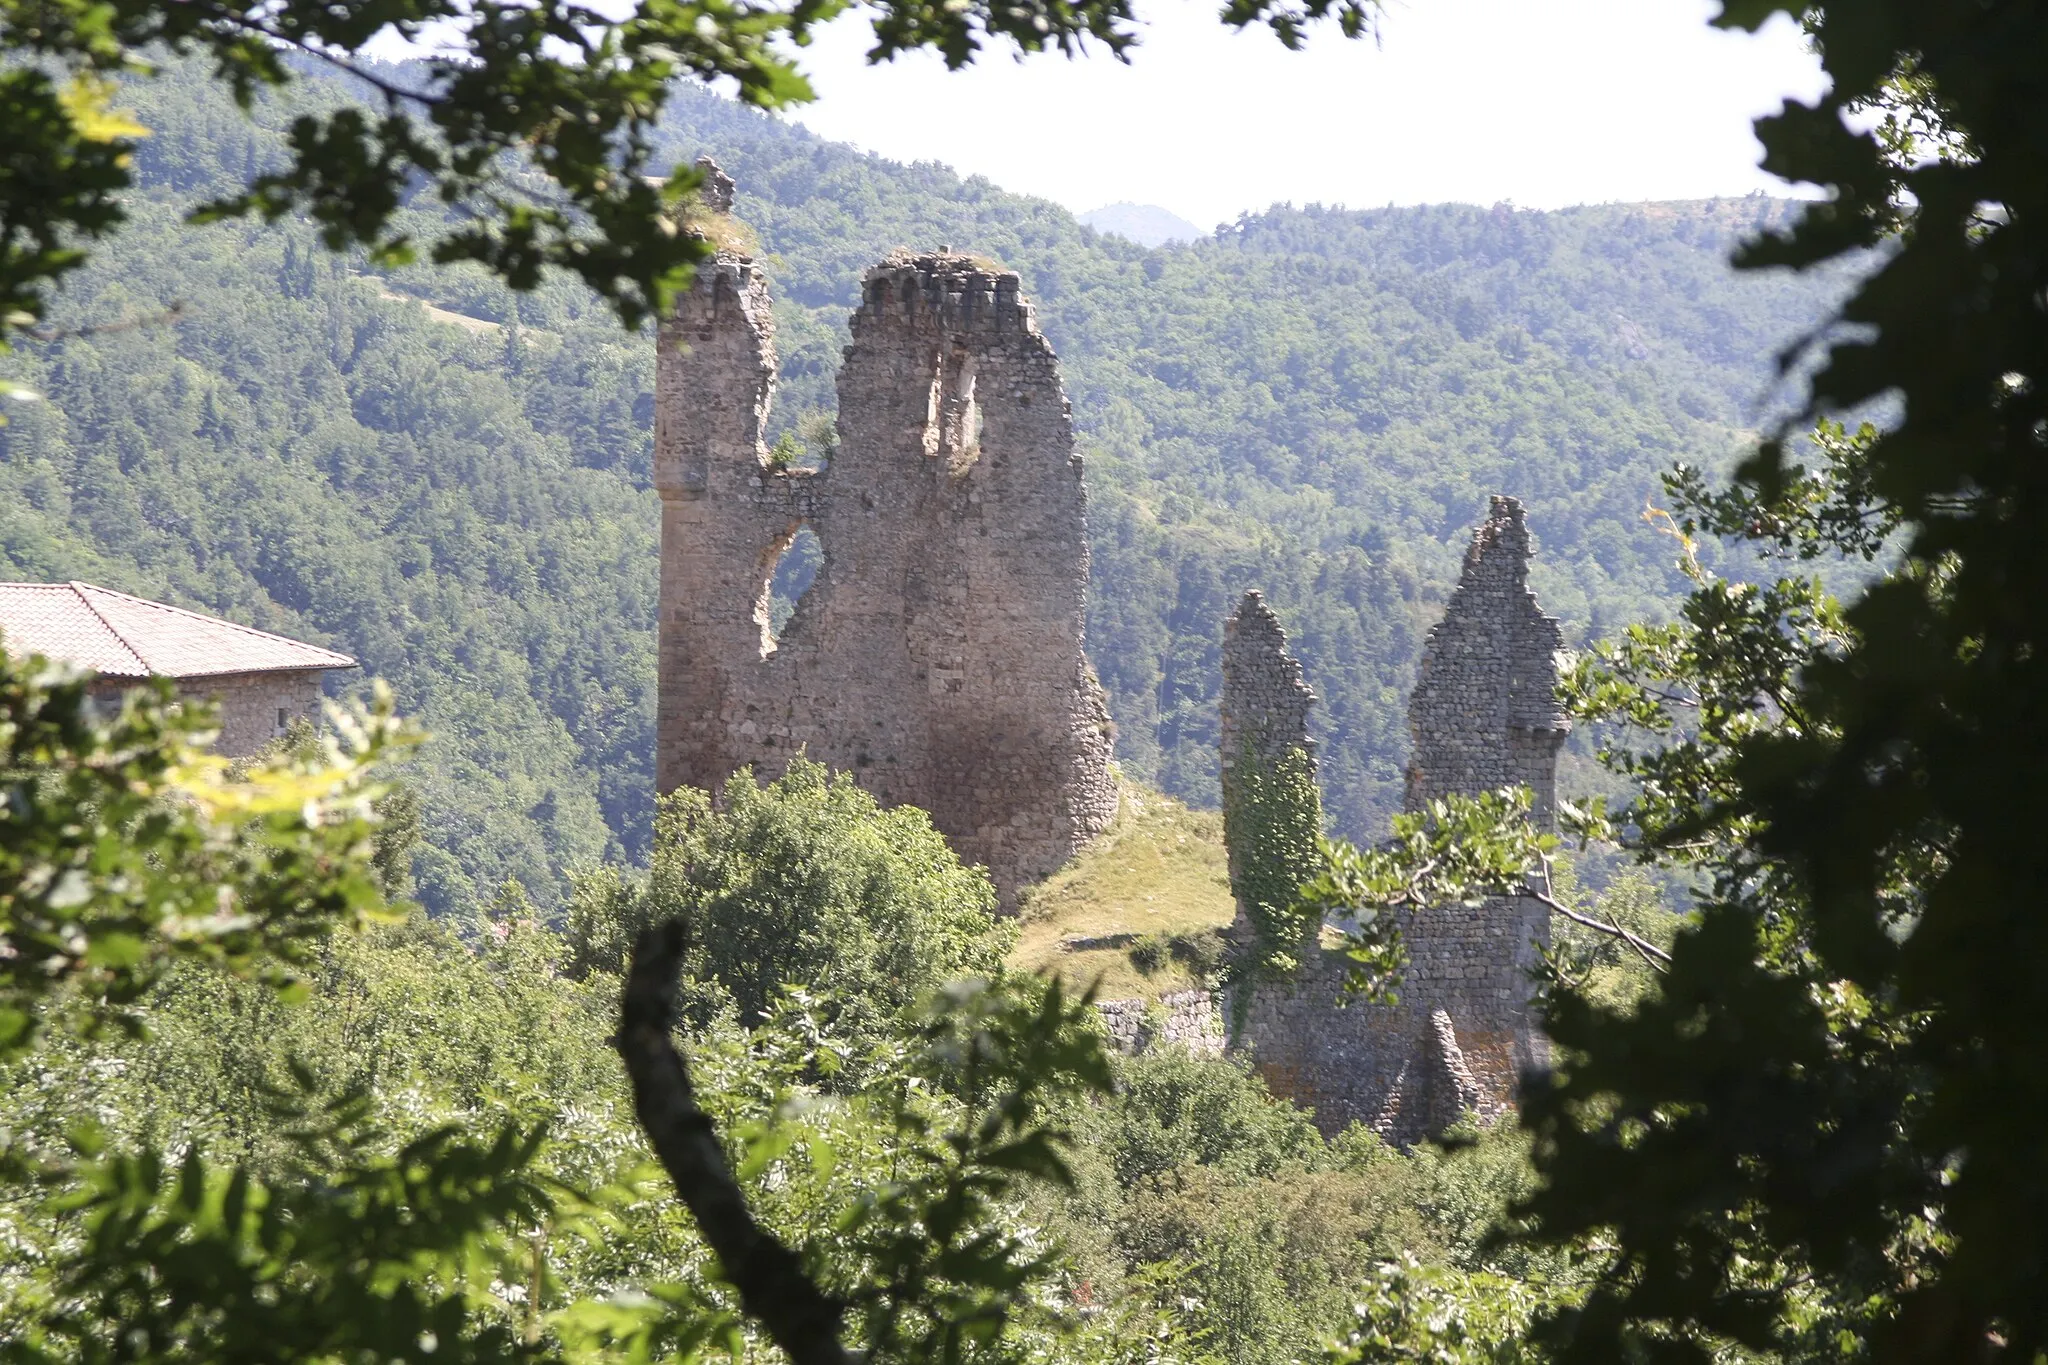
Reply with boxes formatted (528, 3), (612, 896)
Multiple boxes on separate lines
(0, 58), (1845, 912)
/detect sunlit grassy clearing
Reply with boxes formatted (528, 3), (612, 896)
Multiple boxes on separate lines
(1011, 782), (1236, 1001)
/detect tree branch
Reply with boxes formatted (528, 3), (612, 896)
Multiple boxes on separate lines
(1528, 857), (1671, 971)
(21, 301), (187, 342)
(198, 5), (451, 110)
(1530, 889), (1671, 970)
(613, 920), (855, 1365)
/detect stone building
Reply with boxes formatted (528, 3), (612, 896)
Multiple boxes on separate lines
(653, 164), (1118, 901)
(1232, 496), (1569, 1145)
(0, 581), (356, 755)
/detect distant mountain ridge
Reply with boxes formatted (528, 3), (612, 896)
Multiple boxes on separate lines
(0, 60), (1849, 911)
(1080, 203), (1206, 247)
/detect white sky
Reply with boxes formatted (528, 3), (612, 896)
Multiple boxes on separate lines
(784, 0), (1828, 228)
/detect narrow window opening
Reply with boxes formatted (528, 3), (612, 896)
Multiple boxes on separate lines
(939, 351), (980, 473)
(276, 707), (288, 730)
(922, 361), (944, 458)
(756, 525), (824, 657)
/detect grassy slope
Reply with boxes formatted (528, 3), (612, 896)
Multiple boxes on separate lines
(1011, 783), (1237, 1000)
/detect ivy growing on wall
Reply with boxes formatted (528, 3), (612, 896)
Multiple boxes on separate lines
(1223, 739), (1326, 979)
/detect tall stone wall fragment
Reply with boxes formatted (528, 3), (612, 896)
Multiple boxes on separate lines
(1219, 590), (1319, 936)
(1232, 496), (1568, 1145)
(654, 169), (1118, 901)
(1405, 495), (1571, 825)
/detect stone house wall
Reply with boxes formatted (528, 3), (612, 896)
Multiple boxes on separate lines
(89, 668), (327, 757)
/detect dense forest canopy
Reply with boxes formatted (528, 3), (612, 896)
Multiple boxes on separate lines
(0, 57), (1846, 912)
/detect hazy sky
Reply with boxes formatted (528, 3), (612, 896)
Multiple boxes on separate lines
(784, 0), (1828, 227)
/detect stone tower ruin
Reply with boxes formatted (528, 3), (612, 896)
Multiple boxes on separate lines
(1220, 591), (1318, 814)
(653, 165), (1118, 900)
(1232, 496), (1569, 1145)
(1404, 496), (1572, 828)
(1219, 590), (1322, 943)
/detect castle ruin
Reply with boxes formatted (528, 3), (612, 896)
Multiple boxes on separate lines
(653, 165), (1118, 900)
(1219, 588), (1321, 940)
(1232, 496), (1569, 1145)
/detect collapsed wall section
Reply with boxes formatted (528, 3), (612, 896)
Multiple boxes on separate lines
(654, 192), (1117, 900)
(1232, 496), (1567, 1145)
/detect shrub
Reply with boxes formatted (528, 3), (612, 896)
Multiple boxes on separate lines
(1093, 1050), (1322, 1188)
(1127, 933), (1170, 975)
(566, 758), (1014, 1046)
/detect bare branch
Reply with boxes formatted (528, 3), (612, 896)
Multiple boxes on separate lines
(1527, 854), (1670, 970)
(21, 302), (188, 342)
(613, 920), (855, 1365)
(1392, 854), (1440, 908)
(1528, 888), (1672, 969)
(1639, 685), (1701, 709)
(199, 5), (451, 110)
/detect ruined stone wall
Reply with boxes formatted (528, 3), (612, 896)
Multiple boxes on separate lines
(1218, 589), (1318, 935)
(1232, 497), (1567, 1145)
(1220, 591), (1316, 789)
(1405, 495), (1571, 825)
(654, 193), (1118, 900)
(1096, 990), (1227, 1056)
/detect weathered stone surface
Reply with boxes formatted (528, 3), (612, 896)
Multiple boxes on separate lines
(1404, 495), (1570, 826)
(692, 155), (736, 215)
(1096, 990), (1227, 1056)
(654, 173), (1118, 901)
(88, 670), (326, 758)
(1231, 496), (1567, 1145)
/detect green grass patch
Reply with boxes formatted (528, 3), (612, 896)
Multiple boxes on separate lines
(1011, 783), (1237, 1000)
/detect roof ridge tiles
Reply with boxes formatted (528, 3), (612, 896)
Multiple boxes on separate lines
(69, 582), (357, 673)
(65, 581), (152, 676)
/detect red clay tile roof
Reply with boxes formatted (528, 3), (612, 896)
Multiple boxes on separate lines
(0, 582), (356, 679)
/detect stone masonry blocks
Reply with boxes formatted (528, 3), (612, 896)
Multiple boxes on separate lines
(654, 180), (1117, 902)
(1233, 496), (1569, 1145)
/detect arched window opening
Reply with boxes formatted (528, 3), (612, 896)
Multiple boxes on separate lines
(755, 525), (823, 657)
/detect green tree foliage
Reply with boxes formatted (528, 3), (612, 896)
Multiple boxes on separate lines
(1507, 0), (2048, 1351)
(31, 1106), (558, 1365)
(0, 645), (412, 1057)
(1094, 1049), (1324, 1189)
(1296, 1), (2048, 1351)
(0, 634), (1129, 1362)
(1323, 1257), (1553, 1365)
(1050, 1054), (1578, 1365)
(0, 625), (1600, 1365)
(0, 0), (1372, 348)
(565, 758), (1013, 1043)
(0, 647), (570, 1362)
